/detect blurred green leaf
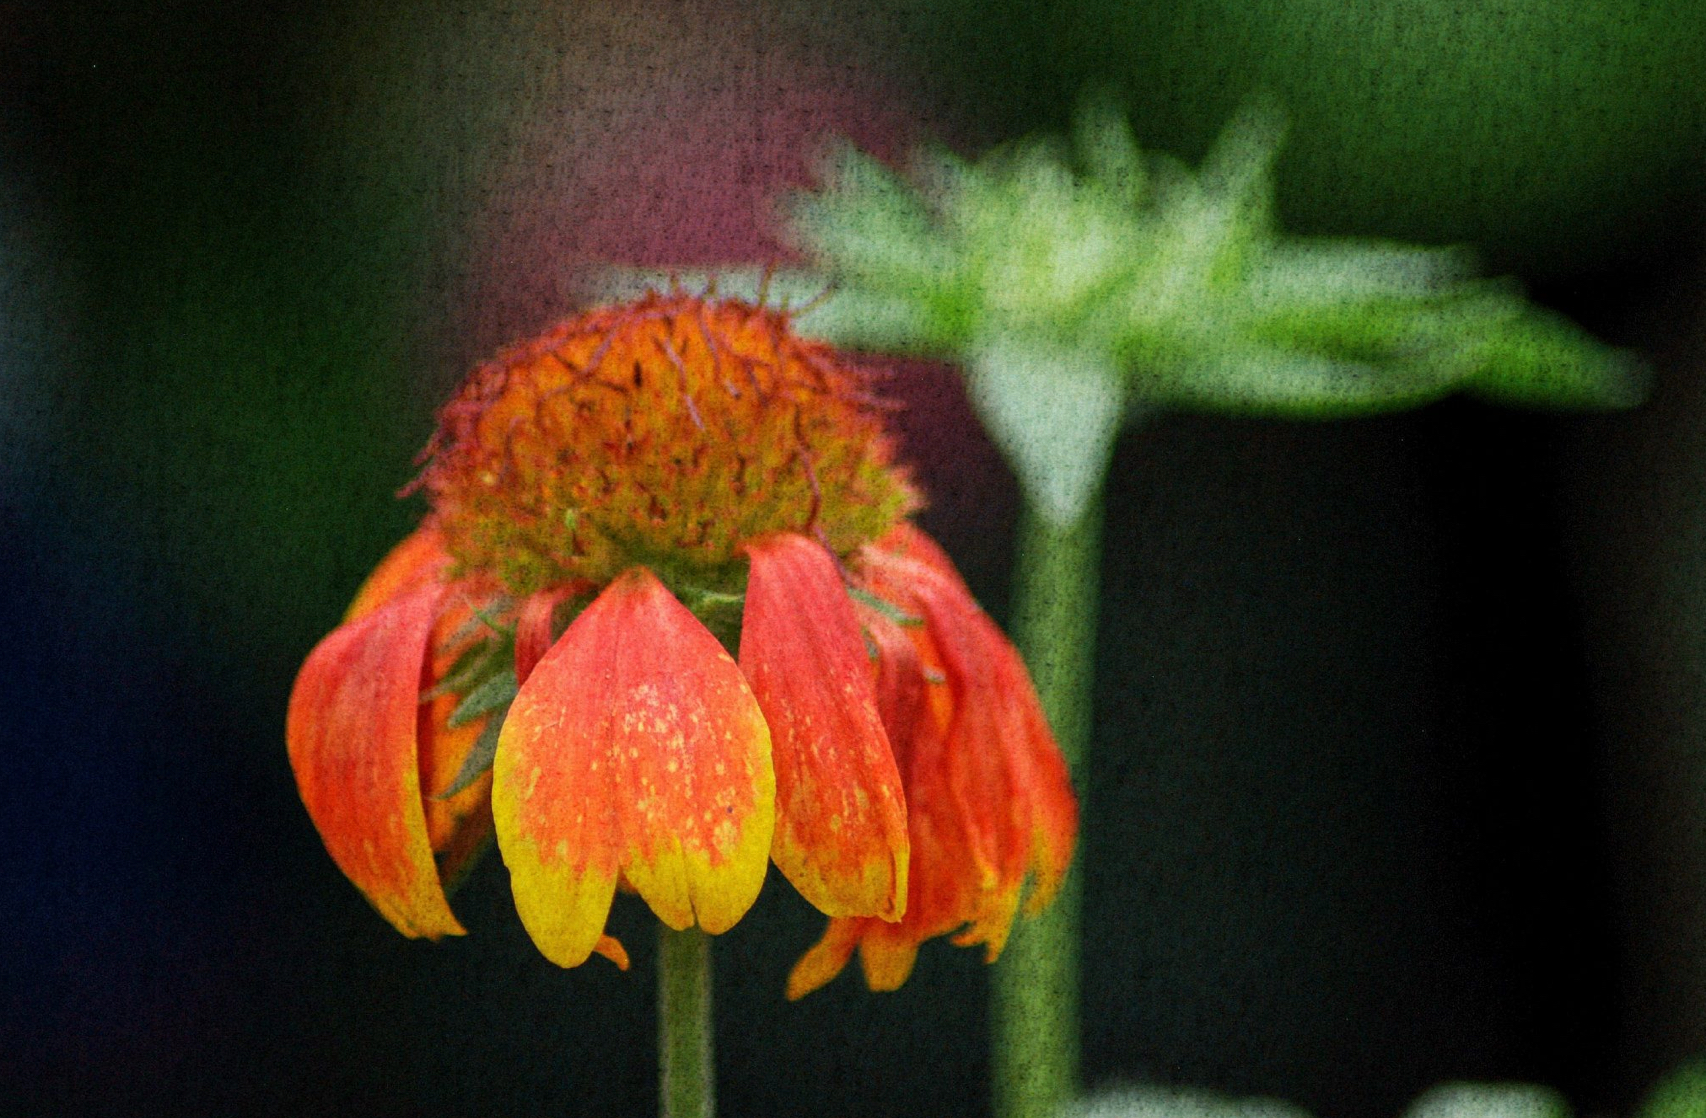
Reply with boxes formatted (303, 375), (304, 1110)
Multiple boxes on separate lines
(1065, 1083), (1315, 1118)
(1404, 1083), (1572, 1118)
(1638, 1060), (1706, 1118)
(782, 97), (1644, 422)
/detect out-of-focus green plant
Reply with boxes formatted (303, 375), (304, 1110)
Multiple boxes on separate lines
(1638, 1060), (1706, 1118)
(1405, 1083), (1573, 1118)
(1065, 1083), (1316, 1118)
(783, 99), (1642, 523)
(1068, 1080), (1573, 1118)
(592, 97), (1644, 1118)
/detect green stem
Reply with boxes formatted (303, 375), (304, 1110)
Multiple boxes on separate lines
(994, 493), (1101, 1118)
(658, 925), (714, 1118)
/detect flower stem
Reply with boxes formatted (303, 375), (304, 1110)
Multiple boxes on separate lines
(658, 925), (715, 1118)
(994, 493), (1101, 1118)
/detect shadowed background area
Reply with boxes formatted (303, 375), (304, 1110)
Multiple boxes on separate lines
(4, 1), (1703, 1115)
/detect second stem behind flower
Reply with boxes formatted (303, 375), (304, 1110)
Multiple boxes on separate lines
(994, 495), (1102, 1118)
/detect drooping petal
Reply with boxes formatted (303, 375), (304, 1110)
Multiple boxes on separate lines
(786, 917), (866, 1001)
(593, 936), (632, 970)
(856, 919), (923, 992)
(900, 547), (1078, 947)
(861, 606), (980, 945)
(493, 567), (775, 967)
(866, 551), (1025, 898)
(740, 533), (909, 920)
(513, 584), (588, 685)
(908, 561), (1060, 954)
(787, 529), (1079, 993)
(344, 522), (452, 624)
(287, 582), (465, 939)
(860, 602), (926, 776)
(875, 521), (968, 591)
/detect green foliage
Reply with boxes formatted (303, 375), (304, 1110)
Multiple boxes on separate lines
(1065, 1082), (1574, 1118)
(785, 98), (1643, 418)
(1639, 1061), (1706, 1118)
(1063, 1084), (1315, 1118)
(1404, 1084), (1571, 1118)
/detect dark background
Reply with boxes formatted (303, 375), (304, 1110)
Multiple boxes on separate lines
(4, 2), (1705, 1115)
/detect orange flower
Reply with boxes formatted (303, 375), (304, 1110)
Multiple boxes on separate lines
(286, 292), (1074, 985)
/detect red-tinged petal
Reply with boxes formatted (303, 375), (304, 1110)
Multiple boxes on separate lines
(493, 567), (775, 967)
(344, 523), (452, 624)
(514, 585), (585, 685)
(860, 606), (927, 777)
(895, 552), (1078, 923)
(786, 918), (866, 1001)
(905, 565), (1030, 894)
(860, 555), (990, 943)
(874, 522), (968, 591)
(287, 583), (465, 939)
(741, 533), (909, 920)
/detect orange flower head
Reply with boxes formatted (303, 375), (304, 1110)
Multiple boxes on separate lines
(286, 291), (1075, 990)
(417, 293), (916, 596)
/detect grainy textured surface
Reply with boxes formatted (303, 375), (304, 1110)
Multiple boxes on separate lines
(4, 1), (1701, 1116)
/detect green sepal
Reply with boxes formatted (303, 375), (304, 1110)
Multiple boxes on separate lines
(446, 595), (514, 646)
(436, 702), (508, 800)
(446, 668), (518, 729)
(849, 587), (922, 627)
(423, 640), (499, 701)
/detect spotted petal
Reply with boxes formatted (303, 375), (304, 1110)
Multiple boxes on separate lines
(493, 567), (775, 967)
(287, 582), (465, 939)
(741, 533), (909, 920)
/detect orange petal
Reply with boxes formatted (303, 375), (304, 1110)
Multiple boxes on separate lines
(344, 523), (452, 624)
(514, 584), (588, 685)
(904, 565), (1029, 894)
(741, 533), (909, 920)
(857, 921), (923, 991)
(902, 554), (1077, 923)
(287, 583), (465, 939)
(951, 878), (1024, 962)
(875, 522), (968, 591)
(786, 918), (865, 1001)
(861, 606), (927, 777)
(594, 935), (631, 971)
(493, 567), (775, 967)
